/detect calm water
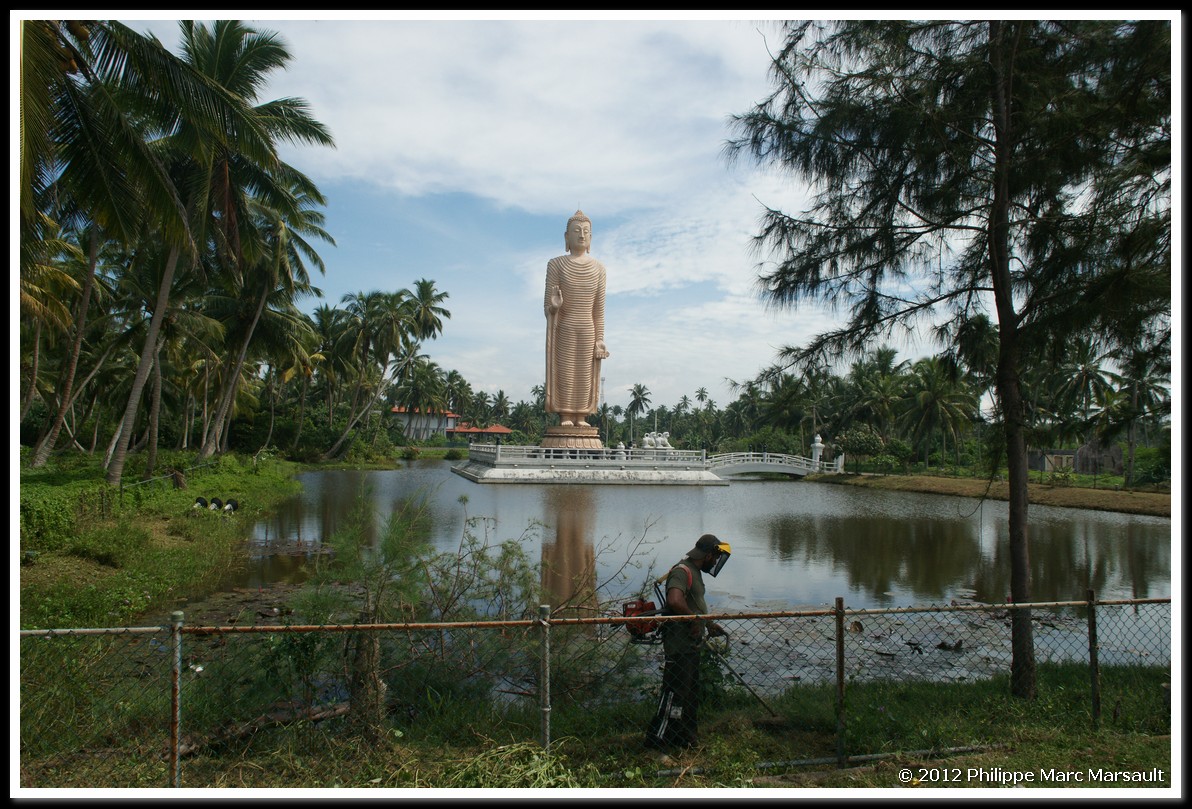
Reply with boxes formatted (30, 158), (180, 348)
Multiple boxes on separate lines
(243, 461), (1171, 612)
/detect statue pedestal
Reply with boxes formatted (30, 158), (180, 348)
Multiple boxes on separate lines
(541, 424), (604, 450)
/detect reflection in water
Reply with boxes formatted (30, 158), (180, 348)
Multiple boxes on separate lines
(243, 465), (1170, 612)
(540, 487), (598, 617)
(762, 514), (983, 606)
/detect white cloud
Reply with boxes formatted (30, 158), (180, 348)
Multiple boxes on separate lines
(115, 16), (944, 411)
(178, 19), (781, 213)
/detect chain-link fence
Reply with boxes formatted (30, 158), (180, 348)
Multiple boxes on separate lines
(19, 596), (1170, 787)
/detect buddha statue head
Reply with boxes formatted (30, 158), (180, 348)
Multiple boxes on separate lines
(565, 210), (592, 256)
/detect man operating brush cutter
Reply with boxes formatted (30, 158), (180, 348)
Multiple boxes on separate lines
(643, 534), (732, 753)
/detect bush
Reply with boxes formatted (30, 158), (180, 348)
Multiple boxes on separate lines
(19, 482), (113, 554)
(66, 523), (151, 568)
(1131, 446), (1169, 486)
(719, 427), (804, 456)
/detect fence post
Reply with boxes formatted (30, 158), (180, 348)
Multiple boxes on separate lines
(834, 596), (846, 768)
(1087, 589), (1101, 730)
(169, 610), (184, 787)
(539, 604), (552, 752)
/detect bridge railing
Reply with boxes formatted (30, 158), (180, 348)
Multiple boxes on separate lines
(709, 451), (820, 469)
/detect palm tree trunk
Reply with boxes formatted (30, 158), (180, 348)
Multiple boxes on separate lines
(87, 397), (101, 454)
(198, 287), (270, 461)
(106, 246), (181, 486)
(144, 343), (163, 479)
(324, 383), (383, 459)
(325, 357), (401, 460)
(103, 417), (124, 468)
(20, 320), (42, 423)
(33, 230), (100, 467)
(261, 368), (277, 451)
(291, 374), (309, 453)
(199, 363), (212, 448)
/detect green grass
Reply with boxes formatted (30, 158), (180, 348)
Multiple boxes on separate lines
(18, 648), (1171, 789)
(19, 451), (303, 628)
(19, 451), (1171, 789)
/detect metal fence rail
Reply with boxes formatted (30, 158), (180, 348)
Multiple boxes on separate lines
(19, 596), (1170, 788)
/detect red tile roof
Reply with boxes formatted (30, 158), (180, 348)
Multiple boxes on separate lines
(390, 406), (460, 417)
(449, 423), (513, 434)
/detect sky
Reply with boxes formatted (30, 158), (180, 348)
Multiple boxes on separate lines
(87, 13), (866, 412)
(14, 13), (1182, 416)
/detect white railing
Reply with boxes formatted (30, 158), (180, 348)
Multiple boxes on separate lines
(708, 451), (817, 469)
(463, 445), (842, 476)
(465, 443), (707, 466)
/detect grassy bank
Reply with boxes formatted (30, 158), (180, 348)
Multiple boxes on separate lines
(804, 473), (1171, 518)
(19, 658), (1171, 789)
(19, 453), (1172, 791)
(18, 452), (303, 629)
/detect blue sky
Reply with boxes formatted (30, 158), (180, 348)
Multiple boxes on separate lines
(15, 13), (1181, 415)
(96, 14), (849, 411)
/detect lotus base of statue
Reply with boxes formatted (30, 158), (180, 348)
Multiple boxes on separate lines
(540, 423), (604, 450)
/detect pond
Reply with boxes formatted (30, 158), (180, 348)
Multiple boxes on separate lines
(242, 462), (1171, 613)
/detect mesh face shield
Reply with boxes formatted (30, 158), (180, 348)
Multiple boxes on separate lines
(707, 541), (732, 577)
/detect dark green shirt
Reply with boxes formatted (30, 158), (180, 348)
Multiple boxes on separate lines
(662, 558), (706, 654)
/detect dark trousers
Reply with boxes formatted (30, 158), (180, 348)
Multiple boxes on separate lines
(645, 650), (700, 749)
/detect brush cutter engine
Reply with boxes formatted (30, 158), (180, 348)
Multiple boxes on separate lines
(622, 598), (664, 644)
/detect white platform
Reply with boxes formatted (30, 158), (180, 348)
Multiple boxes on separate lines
(451, 444), (728, 485)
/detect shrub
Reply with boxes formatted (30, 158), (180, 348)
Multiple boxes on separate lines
(66, 523), (151, 568)
(1131, 446), (1169, 486)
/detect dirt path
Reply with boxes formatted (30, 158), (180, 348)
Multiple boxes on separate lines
(807, 474), (1170, 518)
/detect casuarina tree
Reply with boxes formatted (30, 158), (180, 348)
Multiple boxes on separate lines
(726, 19), (1170, 698)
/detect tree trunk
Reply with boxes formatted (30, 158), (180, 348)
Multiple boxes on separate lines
(198, 287), (270, 461)
(199, 362), (212, 449)
(144, 344), (163, 480)
(33, 230), (100, 467)
(261, 367), (276, 451)
(290, 374), (310, 454)
(106, 247), (181, 486)
(20, 320), (42, 423)
(88, 398), (101, 454)
(348, 594), (386, 741)
(324, 382), (382, 460)
(989, 20), (1035, 699)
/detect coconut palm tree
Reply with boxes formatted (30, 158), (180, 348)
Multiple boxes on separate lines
(899, 357), (979, 468)
(1054, 337), (1114, 448)
(393, 357), (446, 440)
(404, 278), (451, 341)
(444, 370), (472, 417)
(309, 303), (352, 429)
(491, 390), (511, 423)
(627, 383), (651, 444)
(470, 391), (492, 427)
(197, 176), (332, 459)
(325, 291), (417, 458)
(21, 19), (204, 466)
(105, 19), (333, 485)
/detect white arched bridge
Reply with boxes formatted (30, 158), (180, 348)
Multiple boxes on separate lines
(453, 445), (844, 485)
(705, 451), (844, 478)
